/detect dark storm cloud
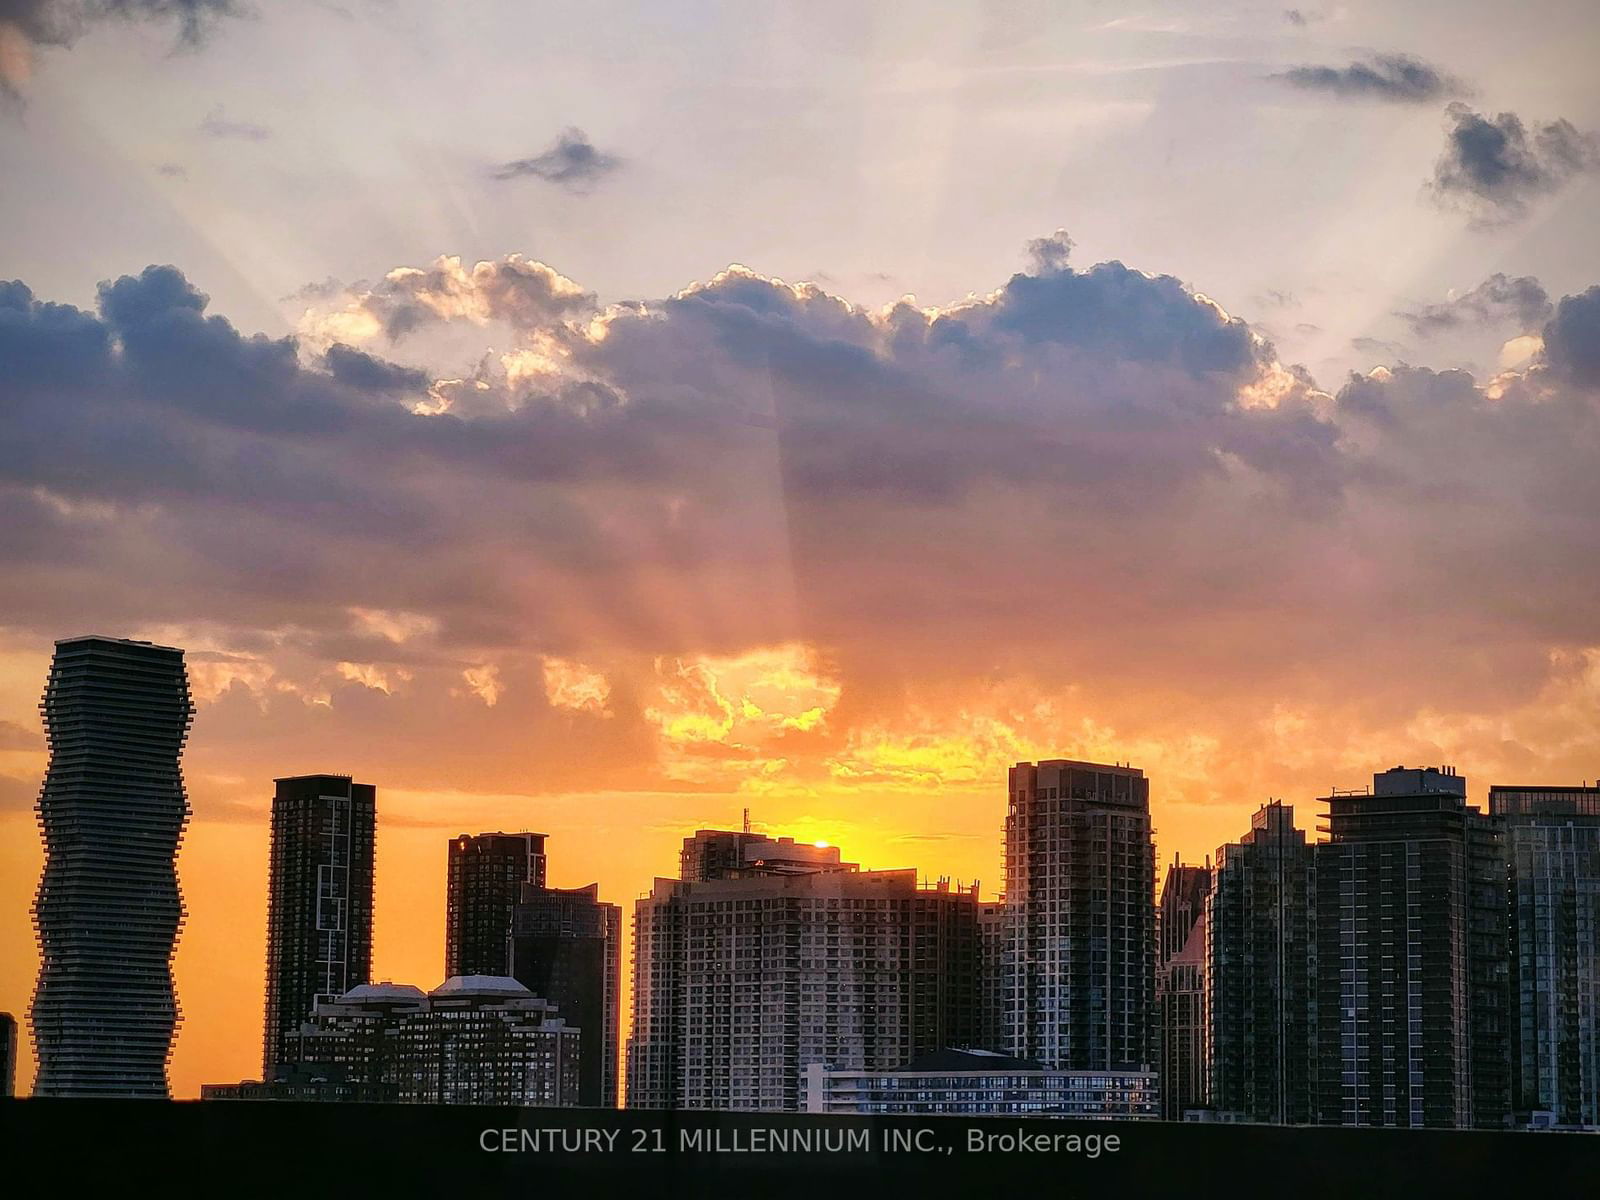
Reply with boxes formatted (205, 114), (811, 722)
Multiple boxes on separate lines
(982, 261), (1261, 375)
(620, 256), (1303, 513)
(0, 247), (1329, 657)
(1541, 287), (1600, 389)
(1430, 103), (1599, 224)
(0, 276), (113, 384)
(4, 246), (1600, 725)
(1, 266), (433, 550)
(1277, 54), (1457, 103)
(323, 343), (428, 393)
(93, 265), (359, 435)
(491, 128), (622, 191)
(1398, 274), (1552, 337)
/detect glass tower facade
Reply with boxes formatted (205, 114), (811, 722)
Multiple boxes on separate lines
(510, 882), (621, 1108)
(262, 774), (376, 1075)
(1207, 802), (1318, 1124)
(445, 831), (548, 978)
(1315, 766), (1509, 1129)
(1157, 859), (1210, 1121)
(1004, 760), (1156, 1073)
(1492, 785), (1600, 1128)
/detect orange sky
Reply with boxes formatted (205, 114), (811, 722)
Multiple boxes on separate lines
(4, 629), (1596, 1097)
(4, 0), (1600, 1115)
(4, 228), (1600, 1101)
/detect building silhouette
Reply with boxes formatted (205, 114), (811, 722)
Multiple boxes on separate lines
(279, 977), (580, 1106)
(1208, 802), (1317, 1124)
(1004, 760), (1156, 1073)
(510, 882), (621, 1107)
(679, 828), (857, 880)
(446, 832), (548, 978)
(1, 1012), (15, 1098)
(628, 866), (980, 1111)
(803, 1049), (1157, 1119)
(201, 1062), (396, 1103)
(1315, 766), (1509, 1128)
(30, 636), (194, 1098)
(262, 774), (376, 1076)
(1492, 784), (1600, 1128)
(1157, 857), (1210, 1121)
(977, 900), (1007, 1053)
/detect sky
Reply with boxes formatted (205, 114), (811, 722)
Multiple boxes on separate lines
(2, 0), (1599, 1098)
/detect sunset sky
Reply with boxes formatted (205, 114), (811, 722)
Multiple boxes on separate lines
(3, 0), (1600, 1098)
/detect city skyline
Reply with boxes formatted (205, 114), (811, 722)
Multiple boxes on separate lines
(6, 634), (1591, 1107)
(3, 1), (1599, 1107)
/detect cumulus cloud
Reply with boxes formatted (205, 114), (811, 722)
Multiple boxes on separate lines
(1398, 273), (1552, 337)
(3, 239), (1600, 816)
(1277, 54), (1458, 103)
(1025, 228), (1074, 273)
(297, 254), (596, 344)
(0, 0), (242, 98)
(1429, 103), (1599, 225)
(543, 657), (612, 717)
(323, 342), (428, 393)
(491, 127), (622, 191)
(1541, 286), (1600, 388)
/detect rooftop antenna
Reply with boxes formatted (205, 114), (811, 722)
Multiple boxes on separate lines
(742, 807), (751, 835)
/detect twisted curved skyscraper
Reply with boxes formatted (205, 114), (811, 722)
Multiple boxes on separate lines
(31, 636), (194, 1098)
